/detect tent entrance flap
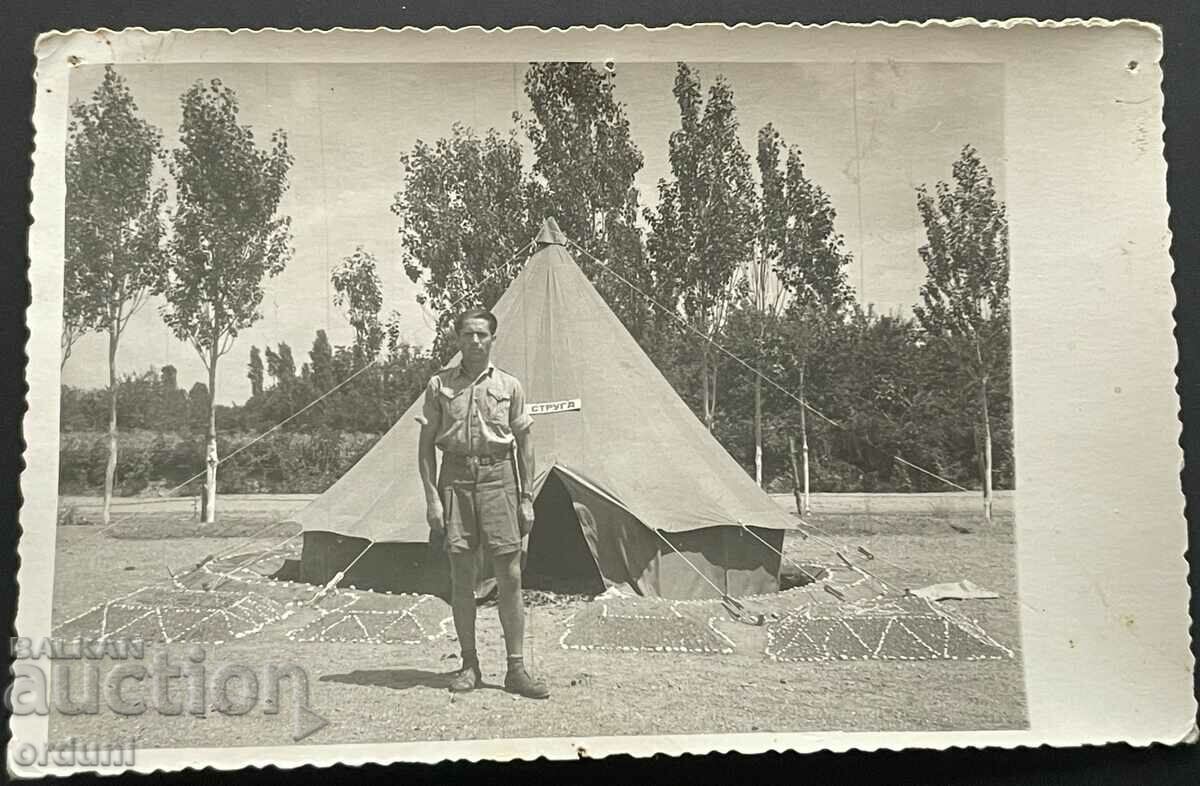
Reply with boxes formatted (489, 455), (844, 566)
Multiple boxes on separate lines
(525, 470), (606, 595)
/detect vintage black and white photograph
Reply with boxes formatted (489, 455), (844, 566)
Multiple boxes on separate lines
(12, 23), (1191, 774)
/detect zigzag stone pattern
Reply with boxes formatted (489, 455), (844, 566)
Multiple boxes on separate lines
(287, 594), (453, 645)
(52, 586), (289, 645)
(765, 595), (1013, 662)
(560, 600), (736, 654)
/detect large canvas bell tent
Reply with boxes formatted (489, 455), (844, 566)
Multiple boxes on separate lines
(289, 219), (795, 600)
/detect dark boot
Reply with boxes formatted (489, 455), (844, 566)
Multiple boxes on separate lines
(504, 666), (550, 699)
(448, 659), (481, 693)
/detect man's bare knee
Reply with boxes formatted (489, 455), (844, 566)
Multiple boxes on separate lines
(492, 552), (522, 590)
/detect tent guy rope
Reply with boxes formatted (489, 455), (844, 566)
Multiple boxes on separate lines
(100, 240), (537, 606)
(208, 531), (304, 591)
(736, 522), (822, 585)
(247, 225), (950, 611)
(649, 527), (768, 626)
(565, 239), (971, 494)
(97, 241), (534, 542)
(110, 223), (947, 617)
(97, 358), (381, 535)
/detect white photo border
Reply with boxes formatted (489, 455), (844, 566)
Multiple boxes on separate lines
(13, 20), (1194, 776)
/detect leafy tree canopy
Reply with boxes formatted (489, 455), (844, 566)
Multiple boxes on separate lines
(161, 78), (294, 364)
(392, 124), (543, 356)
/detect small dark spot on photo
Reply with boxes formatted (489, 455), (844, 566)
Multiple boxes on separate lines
(1127, 60), (1139, 72)
(67, 55), (81, 66)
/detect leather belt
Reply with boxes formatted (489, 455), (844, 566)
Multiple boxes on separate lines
(443, 453), (508, 468)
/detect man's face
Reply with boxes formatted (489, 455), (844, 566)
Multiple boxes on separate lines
(457, 317), (495, 364)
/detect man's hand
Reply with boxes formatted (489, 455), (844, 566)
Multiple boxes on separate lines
(518, 498), (535, 537)
(426, 499), (445, 534)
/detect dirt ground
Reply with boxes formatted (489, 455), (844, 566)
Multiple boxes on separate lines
(46, 506), (1027, 748)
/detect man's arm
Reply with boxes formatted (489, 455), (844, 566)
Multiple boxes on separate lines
(417, 380), (443, 532)
(509, 378), (535, 532)
(419, 425), (440, 502)
(509, 379), (535, 492)
(514, 426), (534, 495)
(514, 426), (535, 535)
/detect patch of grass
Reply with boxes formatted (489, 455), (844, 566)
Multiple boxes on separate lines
(795, 511), (1014, 538)
(91, 512), (302, 540)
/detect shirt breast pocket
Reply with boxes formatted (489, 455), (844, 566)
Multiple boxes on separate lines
(484, 388), (512, 428)
(439, 385), (468, 421)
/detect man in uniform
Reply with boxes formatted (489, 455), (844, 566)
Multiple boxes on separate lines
(417, 308), (550, 699)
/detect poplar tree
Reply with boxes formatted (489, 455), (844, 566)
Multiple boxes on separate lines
(161, 78), (293, 522)
(754, 124), (854, 490)
(65, 65), (167, 524)
(646, 64), (758, 431)
(523, 62), (653, 337)
(247, 346), (264, 398)
(331, 246), (385, 361)
(913, 146), (1010, 520)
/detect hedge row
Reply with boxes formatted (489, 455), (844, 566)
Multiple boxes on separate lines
(58, 429), (382, 496)
(59, 428), (986, 496)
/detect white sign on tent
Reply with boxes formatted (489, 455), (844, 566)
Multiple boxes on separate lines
(527, 398), (581, 416)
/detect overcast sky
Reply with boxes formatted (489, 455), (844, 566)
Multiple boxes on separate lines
(61, 61), (1003, 403)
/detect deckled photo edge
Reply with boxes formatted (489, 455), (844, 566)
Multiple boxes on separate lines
(12, 18), (1191, 777)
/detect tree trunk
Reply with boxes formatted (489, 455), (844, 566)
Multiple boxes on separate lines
(201, 345), (220, 524)
(799, 362), (810, 515)
(753, 374), (763, 487)
(101, 327), (119, 527)
(701, 349), (714, 432)
(708, 359), (720, 434)
(788, 436), (804, 518)
(979, 375), (994, 522)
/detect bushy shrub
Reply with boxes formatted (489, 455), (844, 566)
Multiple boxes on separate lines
(58, 430), (383, 496)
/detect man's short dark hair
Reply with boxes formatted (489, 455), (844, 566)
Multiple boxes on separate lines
(454, 308), (498, 335)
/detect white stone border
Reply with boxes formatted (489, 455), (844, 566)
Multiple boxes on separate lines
(51, 585), (292, 645)
(560, 601), (735, 655)
(286, 593), (453, 645)
(764, 596), (1015, 663)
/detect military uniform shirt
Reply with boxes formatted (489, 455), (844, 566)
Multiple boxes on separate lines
(418, 363), (533, 456)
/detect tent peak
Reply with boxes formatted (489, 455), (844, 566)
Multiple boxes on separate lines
(535, 217), (568, 247)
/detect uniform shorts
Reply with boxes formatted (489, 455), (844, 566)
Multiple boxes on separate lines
(438, 458), (522, 557)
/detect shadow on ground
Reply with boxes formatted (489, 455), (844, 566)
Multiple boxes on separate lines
(319, 668), (504, 692)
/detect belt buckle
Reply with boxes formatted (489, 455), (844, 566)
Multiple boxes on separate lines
(465, 455), (480, 471)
